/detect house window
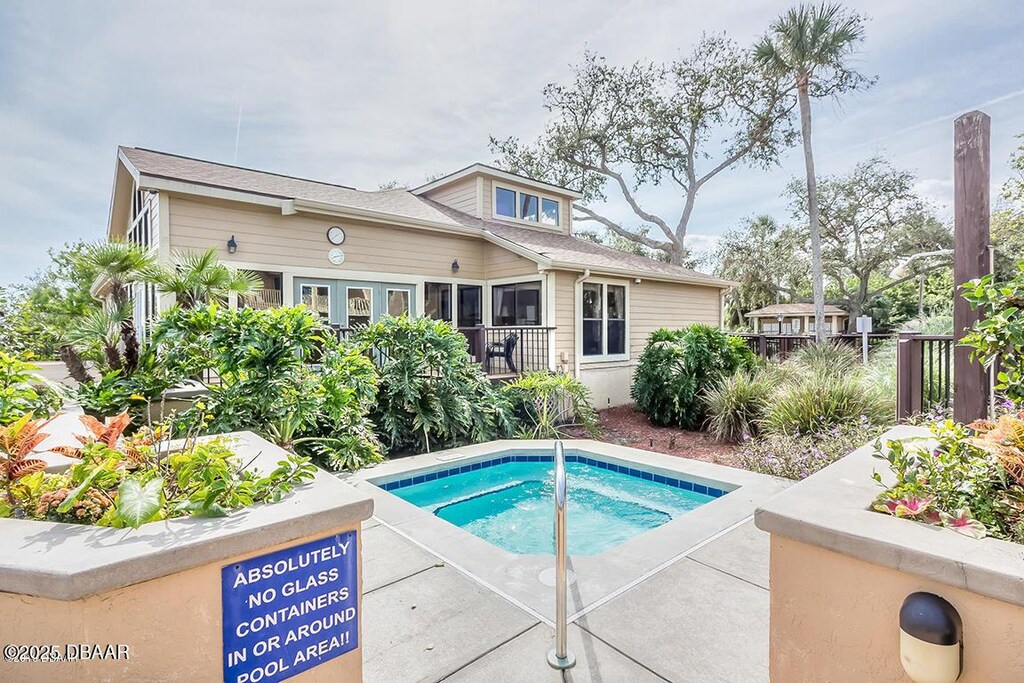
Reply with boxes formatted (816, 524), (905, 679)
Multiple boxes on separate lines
(387, 289), (410, 317)
(301, 284), (331, 321)
(541, 198), (559, 226)
(347, 287), (372, 327)
(128, 189), (152, 249)
(519, 193), (538, 222)
(425, 282), (452, 321)
(493, 186), (559, 226)
(492, 281), (542, 326)
(582, 282), (627, 358)
(457, 285), (482, 327)
(495, 187), (516, 218)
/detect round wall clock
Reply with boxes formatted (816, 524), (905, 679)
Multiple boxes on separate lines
(327, 226), (346, 244)
(328, 248), (346, 265)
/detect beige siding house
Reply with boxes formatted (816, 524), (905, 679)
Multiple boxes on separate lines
(107, 147), (734, 407)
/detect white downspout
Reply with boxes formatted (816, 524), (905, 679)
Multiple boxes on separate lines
(573, 269), (591, 379)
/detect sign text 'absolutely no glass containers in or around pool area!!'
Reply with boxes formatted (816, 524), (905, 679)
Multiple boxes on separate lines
(222, 532), (358, 683)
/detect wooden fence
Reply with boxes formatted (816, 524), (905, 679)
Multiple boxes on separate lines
(896, 332), (956, 419)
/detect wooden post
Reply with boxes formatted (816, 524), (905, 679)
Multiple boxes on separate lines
(952, 111), (992, 423)
(896, 332), (922, 420)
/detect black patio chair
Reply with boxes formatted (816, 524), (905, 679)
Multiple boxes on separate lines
(486, 333), (519, 374)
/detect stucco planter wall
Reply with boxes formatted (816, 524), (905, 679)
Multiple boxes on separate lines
(0, 428), (373, 683)
(756, 426), (1024, 683)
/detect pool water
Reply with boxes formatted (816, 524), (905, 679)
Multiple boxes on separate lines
(385, 457), (719, 555)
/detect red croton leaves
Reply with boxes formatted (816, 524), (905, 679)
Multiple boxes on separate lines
(52, 412), (133, 459)
(0, 413), (52, 482)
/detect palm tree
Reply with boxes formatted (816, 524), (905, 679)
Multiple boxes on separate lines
(755, 3), (869, 342)
(72, 240), (155, 372)
(143, 248), (261, 309)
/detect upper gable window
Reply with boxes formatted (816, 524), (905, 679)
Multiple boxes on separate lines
(494, 185), (559, 227)
(541, 198), (559, 226)
(495, 187), (516, 218)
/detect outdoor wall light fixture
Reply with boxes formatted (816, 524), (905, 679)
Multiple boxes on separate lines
(227, 235), (238, 254)
(899, 592), (963, 683)
(451, 258), (460, 273)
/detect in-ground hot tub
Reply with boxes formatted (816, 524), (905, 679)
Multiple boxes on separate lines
(380, 451), (726, 555)
(346, 439), (789, 622)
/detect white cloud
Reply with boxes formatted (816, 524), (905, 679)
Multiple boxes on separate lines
(1, 0), (1023, 283)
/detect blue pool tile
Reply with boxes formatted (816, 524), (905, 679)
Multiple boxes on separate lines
(694, 483), (708, 495)
(459, 465), (471, 473)
(501, 455), (511, 463)
(653, 474), (666, 484)
(471, 462), (482, 470)
(627, 468), (641, 478)
(424, 472), (437, 482)
(381, 481), (395, 491)
(410, 475), (423, 485)
(680, 479), (693, 491)
(641, 471), (654, 481)
(437, 470), (450, 479)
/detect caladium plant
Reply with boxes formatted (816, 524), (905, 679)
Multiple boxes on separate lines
(873, 418), (1024, 544)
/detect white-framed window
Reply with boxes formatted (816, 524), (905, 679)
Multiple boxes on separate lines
(425, 282), (452, 322)
(493, 185), (559, 227)
(386, 288), (410, 317)
(581, 281), (627, 360)
(346, 287), (372, 327)
(301, 284), (331, 321)
(491, 280), (542, 326)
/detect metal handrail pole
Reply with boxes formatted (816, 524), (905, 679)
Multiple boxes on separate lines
(547, 441), (575, 670)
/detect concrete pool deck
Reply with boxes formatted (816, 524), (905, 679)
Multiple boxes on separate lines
(361, 517), (777, 682)
(350, 441), (791, 682)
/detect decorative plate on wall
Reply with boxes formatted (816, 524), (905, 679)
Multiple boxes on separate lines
(328, 248), (346, 265)
(327, 226), (346, 245)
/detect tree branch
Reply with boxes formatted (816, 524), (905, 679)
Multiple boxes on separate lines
(573, 206), (671, 251)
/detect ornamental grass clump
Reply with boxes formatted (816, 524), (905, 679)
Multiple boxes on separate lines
(0, 412), (316, 528)
(872, 413), (1024, 543)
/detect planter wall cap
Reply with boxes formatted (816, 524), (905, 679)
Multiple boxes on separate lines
(0, 431), (373, 601)
(754, 425), (1024, 608)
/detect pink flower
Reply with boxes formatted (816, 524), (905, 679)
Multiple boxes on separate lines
(892, 497), (932, 518)
(875, 496), (933, 519)
(939, 508), (988, 539)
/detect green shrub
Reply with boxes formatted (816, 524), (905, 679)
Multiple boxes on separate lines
(504, 371), (599, 439)
(736, 419), (884, 480)
(632, 324), (754, 429)
(702, 370), (773, 442)
(354, 316), (514, 454)
(150, 305), (382, 470)
(0, 352), (62, 425)
(961, 260), (1024, 402)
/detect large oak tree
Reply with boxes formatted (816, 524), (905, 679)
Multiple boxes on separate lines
(490, 35), (796, 265)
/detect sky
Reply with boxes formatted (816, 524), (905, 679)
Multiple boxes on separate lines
(1, 0), (1023, 284)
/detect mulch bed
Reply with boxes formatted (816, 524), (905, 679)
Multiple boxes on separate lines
(564, 405), (741, 467)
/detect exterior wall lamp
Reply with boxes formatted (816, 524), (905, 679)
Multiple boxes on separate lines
(451, 258), (460, 273)
(227, 235), (238, 254)
(899, 592), (963, 683)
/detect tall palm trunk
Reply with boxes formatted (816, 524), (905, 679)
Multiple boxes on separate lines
(797, 74), (827, 343)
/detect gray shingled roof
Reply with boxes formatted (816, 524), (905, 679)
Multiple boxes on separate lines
(746, 303), (846, 317)
(120, 147), (464, 227)
(120, 147), (732, 286)
(423, 199), (730, 286)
